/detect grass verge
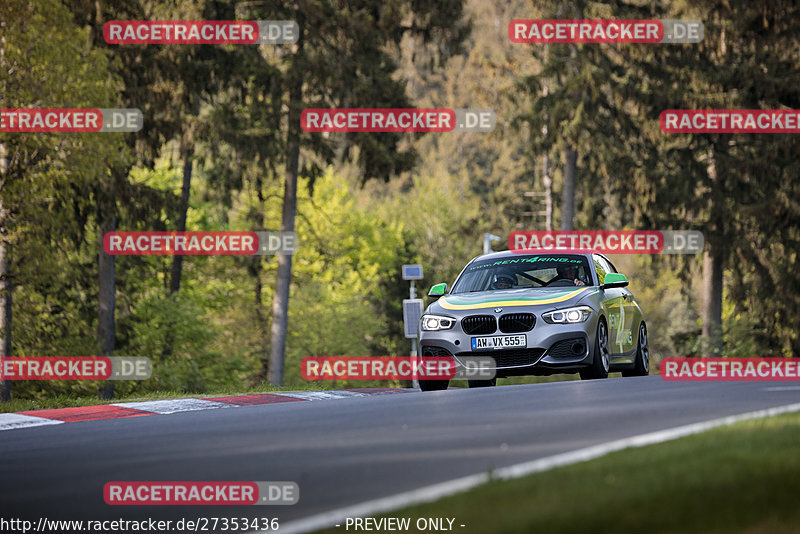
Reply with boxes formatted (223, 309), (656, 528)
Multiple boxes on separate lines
(317, 411), (800, 534)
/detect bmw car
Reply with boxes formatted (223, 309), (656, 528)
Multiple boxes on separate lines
(417, 250), (649, 391)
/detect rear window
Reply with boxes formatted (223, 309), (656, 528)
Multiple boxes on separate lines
(451, 254), (591, 293)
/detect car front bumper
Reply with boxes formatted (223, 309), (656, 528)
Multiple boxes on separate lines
(419, 314), (598, 377)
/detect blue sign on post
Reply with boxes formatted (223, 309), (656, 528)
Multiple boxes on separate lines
(402, 264), (423, 280)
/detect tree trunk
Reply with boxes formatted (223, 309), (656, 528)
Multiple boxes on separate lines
(0, 215), (11, 402)
(0, 137), (10, 400)
(543, 154), (552, 231)
(701, 246), (723, 356)
(168, 144), (193, 296)
(97, 188), (116, 400)
(268, 84), (301, 386)
(161, 143), (194, 359)
(268, 15), (304, 386)
(251, 178), (270, 383)
(561, 144), (577, 230)
(701, 147), (723, 357)
(254, 261), (269, 382)
(89, 0), (115, 399)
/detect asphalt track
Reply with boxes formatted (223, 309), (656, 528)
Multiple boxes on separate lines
(2, 376), (799, 532)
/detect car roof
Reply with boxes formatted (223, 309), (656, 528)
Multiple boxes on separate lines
(469, 249), (599, 263)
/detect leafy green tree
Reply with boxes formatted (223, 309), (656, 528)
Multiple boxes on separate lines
(0, 0), (132, 400)
(398, 0), (536, 234)
(616, 0), (800, 355)
(236, 0), (469, 384)
(515, 0), (655, 233)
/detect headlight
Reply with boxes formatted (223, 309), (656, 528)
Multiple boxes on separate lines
(542, 306), (593, 324)
(421, 314), (456, 331)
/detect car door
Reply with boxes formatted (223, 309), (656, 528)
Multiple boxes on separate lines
(598, 255), (638, 355)
(593, 255), (629, 357)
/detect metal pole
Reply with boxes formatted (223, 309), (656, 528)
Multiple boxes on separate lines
(483, 233), (501, 254)
(410, 280), (419, 388)
(543, 154), (553, 231)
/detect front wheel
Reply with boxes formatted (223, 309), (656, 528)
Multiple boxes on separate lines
(623, 323), (649, 377)
(468, 378), (497, 388)
(580, 319), (610, 380)
(419, 380), (449, 391)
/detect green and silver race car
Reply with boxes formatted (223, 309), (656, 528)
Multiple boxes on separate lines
(418, 250), (649, 391)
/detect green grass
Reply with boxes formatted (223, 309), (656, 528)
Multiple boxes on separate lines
(316, 411), (800, 534)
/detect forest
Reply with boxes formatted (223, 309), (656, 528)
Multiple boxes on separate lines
(1, 0), (798, 403)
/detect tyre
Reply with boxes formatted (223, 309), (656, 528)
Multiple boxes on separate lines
(468, 378), (497, 388)
(580, 318), (610, 380)
(419, 380), (449, 391)
(623, 322), (649, 377)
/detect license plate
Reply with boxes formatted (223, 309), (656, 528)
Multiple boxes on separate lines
(471, 334), (527, 350)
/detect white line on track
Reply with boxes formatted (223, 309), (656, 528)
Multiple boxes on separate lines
(111, 398), (233, 414)
(280, 391), (368, 401)
(269, 402), (800, 534)
(0, 413), (64, 431)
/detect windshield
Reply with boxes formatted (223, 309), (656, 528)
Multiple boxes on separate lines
(451, 254), (592, 293)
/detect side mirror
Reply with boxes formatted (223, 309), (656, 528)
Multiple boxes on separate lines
(428, 283), (447, 298)
(601, 272), (629, 289)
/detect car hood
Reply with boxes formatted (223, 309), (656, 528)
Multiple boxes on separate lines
(430, 287), (597, 314)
